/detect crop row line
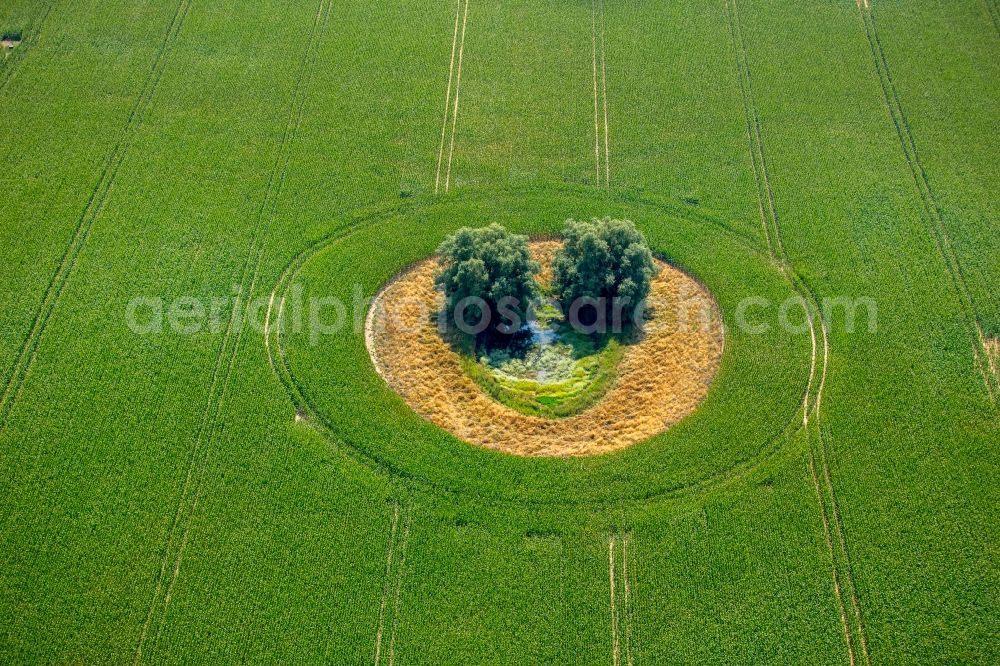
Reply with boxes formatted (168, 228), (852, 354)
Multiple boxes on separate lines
(608, 531), (635, 666)
(434, 0), (463, 193)
(372, 504), (401, 666)
(373, 503), (412, 666)
(0, 0), (193, 439)
(857, 2), (994, 402)
(590, 0), (611, 188)
(434, 0), (470, 194)
(131, 0), (334, 662)
(724, 0), (783, 261)
(0, 0), (59, 94)
(814, 424), (872, 664)
(725, 0), (824, 452)
(807, 449), (858, 666)
(724, 0), (869, 662)
(725, 0), (826, 424)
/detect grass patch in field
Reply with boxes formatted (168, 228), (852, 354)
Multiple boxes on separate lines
(461, 302), (627, 418)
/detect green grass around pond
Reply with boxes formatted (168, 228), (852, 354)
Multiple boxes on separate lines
(440, 287), (632, 419)
(463, 318), (625, 419)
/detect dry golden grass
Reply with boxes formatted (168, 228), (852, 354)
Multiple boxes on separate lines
(531, 240), (560, 287)
(366, 242), (724, 457)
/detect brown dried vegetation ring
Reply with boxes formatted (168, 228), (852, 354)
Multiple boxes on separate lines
(365, 241), (724, 457)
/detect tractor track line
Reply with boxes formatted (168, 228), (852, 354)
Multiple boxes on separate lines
(434, 0), (463, 193)
(557, 536), (568, 665)
(131, 278), (243, 664)
(373, 504), (402, 666)
(373, 504), (411, 666)
(590, 0), (602, 185)
(620, 532), (636, 666)
(815, 316), (831, 420)
(385, 509), (412, 666)
(725, 0), (772, 255)
(726, 0), (815, 419)
(725, 1), (869, 661)
(973, 325), (999, 398)
(808, 312), (867, 660)
(728, 0), (784, 258)
(0, 0), (193, 438)
(598, 0), (611, 188)
(607, 530), (635, 666)
(443, 0), (470, 193)
(149, 0), (335, 642)
(608, 533), (621, 666)
(0, 0), (59, 94)
(590, 0), (610, 188)
(808, 454), (857, 666)
(131, 0), (332, 661)
(803, 303), (818, 427)
(858, 1), (993, 399)
(818, 425), (872, 664)
(728, 0), (826, 464)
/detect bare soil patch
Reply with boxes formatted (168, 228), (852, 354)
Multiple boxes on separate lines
(365, 241), (724, 457)
(978, 325), (999, 390)
(986, 340), (1000, 375)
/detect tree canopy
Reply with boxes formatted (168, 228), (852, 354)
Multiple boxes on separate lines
(434, 224), (540, 335)
(551, 218), (656, 326)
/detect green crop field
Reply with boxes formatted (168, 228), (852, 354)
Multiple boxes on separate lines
(1, 0), (997, 663)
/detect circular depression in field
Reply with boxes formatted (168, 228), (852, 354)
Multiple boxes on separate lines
(365, 241), (724, 457)
(267, 186), (812, 505)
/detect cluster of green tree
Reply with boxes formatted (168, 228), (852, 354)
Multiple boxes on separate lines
(551, 218), (656, 327)
(435, 218), (656, 339)
(434, 224), (540, 335)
